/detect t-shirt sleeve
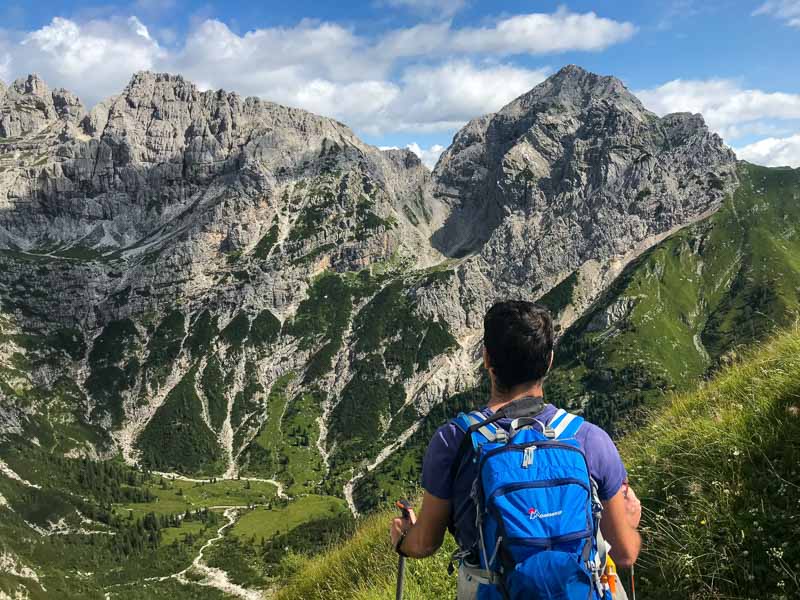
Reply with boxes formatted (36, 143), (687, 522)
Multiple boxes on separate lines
(421, 422), (463, 500)
(583, 423), (628, 502)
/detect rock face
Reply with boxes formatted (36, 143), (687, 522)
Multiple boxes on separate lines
(0, 66), (739, 508)
(420, 65), (737, 337)
(0, 71), (443, 327)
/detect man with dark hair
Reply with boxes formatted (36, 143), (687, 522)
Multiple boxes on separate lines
(390, 300), (641, 598)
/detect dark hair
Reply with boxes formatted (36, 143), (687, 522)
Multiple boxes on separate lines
(483, 300), (554, 391)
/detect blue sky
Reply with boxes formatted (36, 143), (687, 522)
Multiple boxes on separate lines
(1, 0), (799, 168)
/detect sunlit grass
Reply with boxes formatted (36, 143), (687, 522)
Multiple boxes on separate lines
(118, 477), (277, 518)
(232, 495), (347, 541)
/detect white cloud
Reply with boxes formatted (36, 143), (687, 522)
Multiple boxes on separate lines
(753, 0), (800, 27)
(636, 79), (800, 142)
(450, 8), (637, 55)
(12, 16), (163, 105)
(381, 0), (467, 18)
(0, 9), (632, 137)
(386, 61), (550, 133)
(378, 8), (636, 58)
(736, 134), (800, 168)
(406, 143), (446, 169)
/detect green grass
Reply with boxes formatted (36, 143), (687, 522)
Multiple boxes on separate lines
(205, 495), (354, 587)
(160, 518), (205, 544)
(618, 326), (800, 599)
(232, 495), (348, 541)
(276, 389), (325, 495)
(276, 326), (800, 600)
(237, 373), (323, 495)
(274, 508), (456, 600)
(118, 478), (278, 519)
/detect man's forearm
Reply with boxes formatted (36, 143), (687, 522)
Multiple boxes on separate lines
(609, 527), (641, 568)
(398, 523), (441, 558)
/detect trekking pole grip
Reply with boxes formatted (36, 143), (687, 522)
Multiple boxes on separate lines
(396, 499), (412, 520)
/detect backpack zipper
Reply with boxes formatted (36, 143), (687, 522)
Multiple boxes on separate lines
(522, 446), (535, 468)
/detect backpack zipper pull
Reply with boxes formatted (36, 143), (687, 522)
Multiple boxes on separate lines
(522, 446), (536, 468)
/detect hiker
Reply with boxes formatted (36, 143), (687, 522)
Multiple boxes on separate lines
(389, 300), (641, 599)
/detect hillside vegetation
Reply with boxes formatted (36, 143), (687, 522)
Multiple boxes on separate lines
(548, 163), (800, 437)
(275, 326), (800, 600)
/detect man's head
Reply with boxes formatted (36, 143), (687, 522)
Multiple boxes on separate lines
(483, 300), (554, 393)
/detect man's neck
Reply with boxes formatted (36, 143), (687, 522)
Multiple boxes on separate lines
(487, 381), (544, 411)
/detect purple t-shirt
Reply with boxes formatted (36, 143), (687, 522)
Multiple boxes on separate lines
(422, 403), (627, 544)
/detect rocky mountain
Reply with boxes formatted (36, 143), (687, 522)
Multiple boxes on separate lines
(421, 65), (737, 335)
(2, 65), (797, 599)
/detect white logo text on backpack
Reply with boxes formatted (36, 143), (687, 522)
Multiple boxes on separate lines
(528, 508), (563, 520)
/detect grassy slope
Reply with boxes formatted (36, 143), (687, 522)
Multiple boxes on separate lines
(230, 495), (347, 541)
(276, 326), (800, 600)
(118, 477), (278, 519)
(547, 163), (800, 435)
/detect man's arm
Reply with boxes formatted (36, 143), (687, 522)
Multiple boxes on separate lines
(389, 491), (451, 558)
(600, 483), (642, 568)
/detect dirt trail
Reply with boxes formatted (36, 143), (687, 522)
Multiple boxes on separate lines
(152, 471), (288, 500)
(170, 507), (264, 600)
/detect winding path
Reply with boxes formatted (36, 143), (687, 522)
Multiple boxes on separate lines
(169, 507), (263, 600)
(128, 473), (290, 598)
(153, 470), (288, 500)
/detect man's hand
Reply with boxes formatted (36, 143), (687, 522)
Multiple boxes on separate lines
(390, 508), (417, 550)
(601, 484), (642, 568)
(623, 482), (642, 529)
(387, 493), (449, 558)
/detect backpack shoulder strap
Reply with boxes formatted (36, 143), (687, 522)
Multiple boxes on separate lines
(453, 411), (506, 448)
(548, 408), (585, 439)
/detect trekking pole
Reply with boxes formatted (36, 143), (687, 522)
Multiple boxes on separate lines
(395, 499), (412, 600)
(630, 564), (636, 600)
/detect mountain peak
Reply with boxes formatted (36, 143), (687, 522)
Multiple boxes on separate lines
(507, 64), (638, 115)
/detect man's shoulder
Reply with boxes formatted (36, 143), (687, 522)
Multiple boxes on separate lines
(430, 417), (467, 451)
(576, 417), (612, 440)
(575, 417), (617, 452)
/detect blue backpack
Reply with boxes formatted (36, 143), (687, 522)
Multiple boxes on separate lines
(452, 404), (611, 600)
